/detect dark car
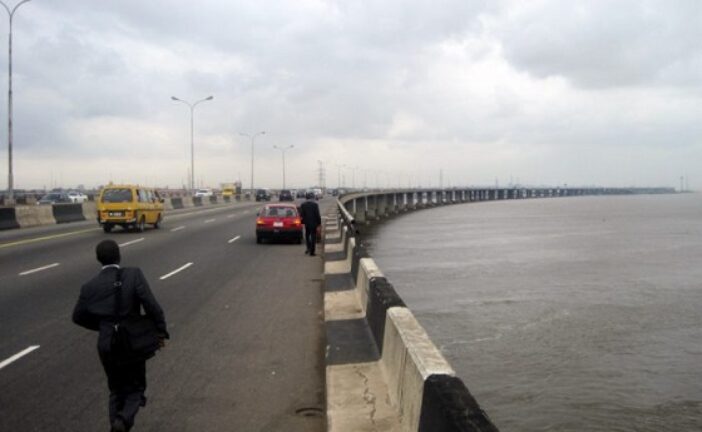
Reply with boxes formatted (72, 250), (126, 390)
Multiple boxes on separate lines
(279, 189), (294, 201)
(37, 192), (72, 205)
(256, 203), (303, 244)
(295, 189), (307, 199)
(255, 189), (272, 202)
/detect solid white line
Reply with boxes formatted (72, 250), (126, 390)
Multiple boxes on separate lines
(0, 346), (40, 370)
(19, 263), (60, 276)
(243, 210), (250, 214)
(204, 218), (216, 224)
(159, 262), (194, 280)
(118, 238), (144, 247)
(170, 226), (185, 232)
(228, 235), (241, 244)
(226, 214), (236, 219)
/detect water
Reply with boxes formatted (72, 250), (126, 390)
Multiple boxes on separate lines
(362, 193), (702, 432)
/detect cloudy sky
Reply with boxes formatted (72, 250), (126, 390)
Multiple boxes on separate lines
(1, 0), (700, 190)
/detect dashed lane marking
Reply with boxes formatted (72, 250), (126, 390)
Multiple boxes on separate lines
(170, 226), (185, 232)
(0, 346), (40, 370)
(19, 263), (60, 276)
(0, 228), (100, 250)
(118, 238), (144, 247)
(204, 219), (216, 224)
(226, 214), (236, 219)
(228, 235), (241, 244)
(159, 262), (194, 280)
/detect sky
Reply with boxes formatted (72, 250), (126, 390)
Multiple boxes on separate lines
(0, 0), (700, 190)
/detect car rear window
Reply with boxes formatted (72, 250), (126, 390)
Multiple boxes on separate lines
(263, 206), (297, 217)
(101, 188), (133, 203)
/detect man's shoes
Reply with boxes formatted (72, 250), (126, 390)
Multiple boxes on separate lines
(310, 252), (316, 256)
(305, 249), (309, 255)
(111, 417), (127, 432)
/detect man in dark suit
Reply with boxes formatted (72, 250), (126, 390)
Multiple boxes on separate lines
(299, 191), (322, 256)
(73, 240), (169, 432)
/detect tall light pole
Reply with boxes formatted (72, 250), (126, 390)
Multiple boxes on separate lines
(1, 0), (30, 204)
(273, 144), (293, 189)
(171, 95), (213, 192)
(335, 163), (345, 189)
(240, 131), (265, 196)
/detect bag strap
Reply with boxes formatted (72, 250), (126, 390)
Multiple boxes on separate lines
(112, 268), (124, 325)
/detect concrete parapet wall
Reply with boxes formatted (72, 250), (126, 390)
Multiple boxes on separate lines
(323, 205), (499, 431)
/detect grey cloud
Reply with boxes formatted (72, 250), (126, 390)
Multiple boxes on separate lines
(493, 0), (702, 88)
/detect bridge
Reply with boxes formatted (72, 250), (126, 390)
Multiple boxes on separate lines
(0, 186), (676, 431)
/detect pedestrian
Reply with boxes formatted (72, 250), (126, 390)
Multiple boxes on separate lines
(73, 239), (169, 432)
(299, 191), (322, 256)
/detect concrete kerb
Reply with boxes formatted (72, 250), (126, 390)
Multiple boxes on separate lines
(52, 203), (86, 224)
(81, 202), (97, 222)
(325, 236), (355, 275)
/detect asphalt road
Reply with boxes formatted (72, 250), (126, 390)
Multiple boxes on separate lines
(0, 199), (328, 431)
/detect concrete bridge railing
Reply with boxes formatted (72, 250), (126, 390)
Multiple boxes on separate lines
(324, 185), (675, 431)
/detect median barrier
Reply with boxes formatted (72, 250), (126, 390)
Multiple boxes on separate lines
(170, 197), (184, 209)
(52, 203), (86, 224)
(0, 207), (20, 230)
(182, 197), (194, 208)
(15, 205), (56, 228)
(209, 195), (218, 205)
(192, 196), (203, 207)
(81, 202), (97, 222)
(224, 195), (231, 203)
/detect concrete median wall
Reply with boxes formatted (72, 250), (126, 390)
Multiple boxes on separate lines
(52, 203), (86, 224)
(0, 194), (238, 231)
(15, 205), (56, 228)
(0, 207), (20, 230)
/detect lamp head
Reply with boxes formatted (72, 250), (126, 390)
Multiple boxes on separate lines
(171, 96), (179, 101)
(206, 96), (214, 100)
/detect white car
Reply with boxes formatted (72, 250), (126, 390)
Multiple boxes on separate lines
(194, 189), (214, 197)
(67, 191), (88, 203)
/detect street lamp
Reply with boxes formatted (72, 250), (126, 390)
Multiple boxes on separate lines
(240, 131), (265, 196)
(1, 0), (31, 204)
(335, 163), (345, 189)
(273, 145), (294, 189)
(171, 95), (213, 192)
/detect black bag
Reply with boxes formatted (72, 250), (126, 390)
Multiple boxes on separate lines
(111, 269), (160, 364)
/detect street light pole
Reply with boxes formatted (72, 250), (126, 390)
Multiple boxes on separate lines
(1, 0), (30, 204)
(273, 145), (294, 190)
(171, 95), (213, 192)
(240, 131), (265, 196)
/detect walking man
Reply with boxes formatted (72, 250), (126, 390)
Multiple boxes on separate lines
(300, 191), (322, 256)
(73, 240), (169, 432)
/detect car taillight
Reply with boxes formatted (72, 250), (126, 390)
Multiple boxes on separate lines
(256, 218), (265, 225)
(293, 218), (301, 225)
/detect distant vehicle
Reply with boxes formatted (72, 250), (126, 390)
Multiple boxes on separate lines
(37, 192), (72, 205)
(255, 188), (272, 201)
(67, 191), (88, 203)
(222, 187), (235, 197)
(97, 185), (164, 233)
(194, 188), (213, 198)
(256, 203), (303, 244)
(313, 188), (323, 199)
(278, 189), (294, 201)
(295, 189), (307, 199)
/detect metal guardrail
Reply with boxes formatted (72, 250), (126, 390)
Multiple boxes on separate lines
(336, 198), (355, 228)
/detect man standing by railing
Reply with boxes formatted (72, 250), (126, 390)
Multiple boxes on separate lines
(300, 191), (322, 256)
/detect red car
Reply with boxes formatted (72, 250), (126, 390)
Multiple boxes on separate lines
(256, 203), (303, 244)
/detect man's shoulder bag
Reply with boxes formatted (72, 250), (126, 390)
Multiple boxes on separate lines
(111, 268), (160, 365)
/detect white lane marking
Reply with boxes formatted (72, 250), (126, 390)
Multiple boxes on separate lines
(204, 218), (216, 224)
(159, 262), (194, 280)
(228, 235), (241, 244)
(19, 263), (60, 276)
(170, 226), (185, 232)
(226, 214), (236, 219)
(118, 237), (144, 248)
(0, 346), (40, 370)
(243, 210), (250, 214)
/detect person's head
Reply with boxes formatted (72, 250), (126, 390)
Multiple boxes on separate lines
(96, 239), (120, 266)
(306, 191), (314, 200)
